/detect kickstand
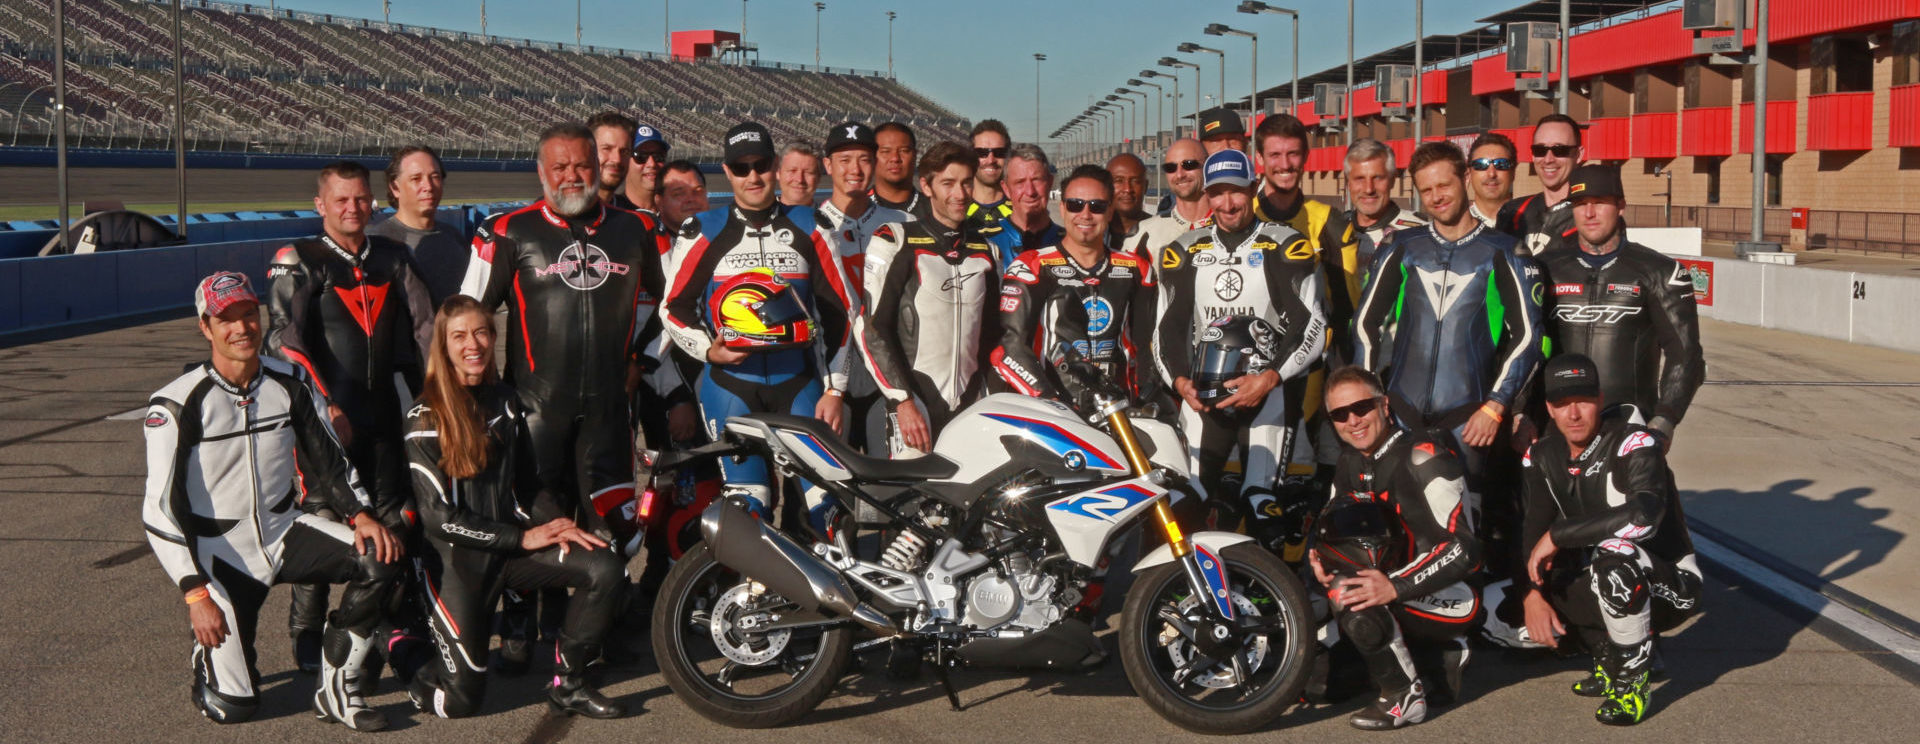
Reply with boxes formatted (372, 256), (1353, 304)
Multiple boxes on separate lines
(931, 646), (964, 711)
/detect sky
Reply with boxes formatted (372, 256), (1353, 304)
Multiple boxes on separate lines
(267, 0), (1578, 143)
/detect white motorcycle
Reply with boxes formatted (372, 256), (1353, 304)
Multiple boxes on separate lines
(647, 369), (1313, 734)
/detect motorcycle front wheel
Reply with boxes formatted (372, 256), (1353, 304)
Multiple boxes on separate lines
(650, 543), (855, 728)
(1119, 543), (1313, 734)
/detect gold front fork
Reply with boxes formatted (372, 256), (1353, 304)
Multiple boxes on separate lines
(1106, 409), (1190, 558)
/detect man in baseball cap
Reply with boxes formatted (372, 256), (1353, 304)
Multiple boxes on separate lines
(195, 271), (260, 319)
(1541, 352), (1603, 403)
(1198, 106), (1248, 155)
(1201, 148), (1256, 191)
(623, 121), (672, 213)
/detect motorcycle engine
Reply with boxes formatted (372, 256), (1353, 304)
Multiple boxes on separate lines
(959, 549), (1067, 633)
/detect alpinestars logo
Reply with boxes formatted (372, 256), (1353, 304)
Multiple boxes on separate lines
(537, 242), (629, 290)
(1414, 267), (1471, 319)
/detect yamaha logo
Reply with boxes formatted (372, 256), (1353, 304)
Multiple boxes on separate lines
(1212, 269), (1244, 301)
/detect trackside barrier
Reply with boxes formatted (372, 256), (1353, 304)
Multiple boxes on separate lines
(0, 238), (283, 334)
(1688, 258), (1920, 354)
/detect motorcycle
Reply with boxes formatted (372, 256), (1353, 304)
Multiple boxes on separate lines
(646, 369), (1314, 734)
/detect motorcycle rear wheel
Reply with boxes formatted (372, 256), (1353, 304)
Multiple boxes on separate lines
(651, 543), (855, 728)
(1119, 543), (1313, 734)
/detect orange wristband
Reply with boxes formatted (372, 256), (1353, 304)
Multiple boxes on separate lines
(1478, 403), (1504, 422)
(184, 586), (211, 605)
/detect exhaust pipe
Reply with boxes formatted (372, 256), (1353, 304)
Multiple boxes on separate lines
(700, 498), (899, 636)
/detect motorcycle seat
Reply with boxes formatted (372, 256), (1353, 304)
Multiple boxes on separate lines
(747, 413), (961, 482)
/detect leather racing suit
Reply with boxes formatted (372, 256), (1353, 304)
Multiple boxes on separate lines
(1348, 202), (1429, 270)
(142, 358), (398, 724)
(1519, 411), (1701, 696)
(856, 216), (1006, 456)
(1254, 190), (1361, 350)
(664, 203), (857, 523)
(403, 384), (627, 718)
(1319, 428), (1481, 708)
(1156, 220), (1326, 520)
(819, 198), (912, 454)
(1496, 192), (1575, 257)
(1535, 236), (1704, 438)
(991, 243), (1157, 408)
(1352, 222), (1544, 501)
(459, 200), (673, 547)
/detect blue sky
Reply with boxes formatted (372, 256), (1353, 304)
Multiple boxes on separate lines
(275, 0), (1536, 141)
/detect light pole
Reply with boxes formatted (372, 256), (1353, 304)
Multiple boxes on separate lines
(576, 0), (582, 47)
(1413, 0), (1424, 141)
(1116, 88), (1146, 150)
(1749, 0), (1771, 248)
(813, 3), (825, 68)
(1141, 69), (1177, 139)
(54, 0), (69, 249)
(1204, 24), (1257, 116)
(1238, 2), (1299, 114)
(740, 0), (748, 42)
(1177, 42), (1226, 109)
(1346, 0), (1354, 145)
(886, 11), (895, 78)
(1130, 78), (1163, 145)
(1033, 53), (1046, 144)
(1106, 95), (1129, 145)
(1158, 57), (1200, 134)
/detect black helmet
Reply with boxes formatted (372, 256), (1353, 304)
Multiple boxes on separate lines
(1312, 499), (1398, 577)
(1192, 315), (1279, 402)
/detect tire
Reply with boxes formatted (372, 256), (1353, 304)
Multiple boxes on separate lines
(650, 543), (854, 728)
(1119, 543), (1314, 735)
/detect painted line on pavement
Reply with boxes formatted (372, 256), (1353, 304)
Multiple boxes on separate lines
(1704, 380), (1920, 387)
(1693, 530), (1920, 673)
(105, 407), (149, 420)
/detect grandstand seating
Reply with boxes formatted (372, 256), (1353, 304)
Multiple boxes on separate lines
(0, 0), (970, 159)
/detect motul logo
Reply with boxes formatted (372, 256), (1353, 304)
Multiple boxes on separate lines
(1552, 305), (1642, 324)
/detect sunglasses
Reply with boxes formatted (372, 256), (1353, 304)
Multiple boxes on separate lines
(1530, 144), (1577, 158)
(1161, 159), (1202, 174)
(1062, 198), (1110, 215)
(724, 159), (773, 177)
(1327, 397), (1384, 424)
(1470, 157), (1515, 172)
(631, 148), (668, 164)
(975, 146), (1009, 159)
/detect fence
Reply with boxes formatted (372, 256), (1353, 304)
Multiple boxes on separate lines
(1623, 204), (1920, 259)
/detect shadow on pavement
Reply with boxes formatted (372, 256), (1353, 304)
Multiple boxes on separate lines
(1685, 479), (1901, 585)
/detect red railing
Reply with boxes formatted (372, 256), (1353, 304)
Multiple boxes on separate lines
(1630, 112), (1678, 159)
(1585, 117), (1630, 160)
(1806, 92), (1874, 151)
(1739, 101), (1798, 154)
(1681, 107), (1734, 156)
(1892, 85), (1920, 148)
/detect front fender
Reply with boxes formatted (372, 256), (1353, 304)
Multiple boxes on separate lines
(1131, 531), (1258, 573)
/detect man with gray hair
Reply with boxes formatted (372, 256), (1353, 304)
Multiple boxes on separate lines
(1344, 138), (1427, 267)
(778, 141), (822, 207)
(993, 143), (1063, 265)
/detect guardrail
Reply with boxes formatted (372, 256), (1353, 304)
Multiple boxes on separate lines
(1687, 256), (1920, 354)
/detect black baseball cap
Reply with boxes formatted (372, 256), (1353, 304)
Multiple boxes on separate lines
(1568, 164), (1625, 201)
(722, 121), (775, 165)
(823, 121), (876, 153)
(1198, 107), (1245, 140)
(1543, 353), (1603, 402)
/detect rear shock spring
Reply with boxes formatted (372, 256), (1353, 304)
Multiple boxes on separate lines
(880, 531), (929, 571)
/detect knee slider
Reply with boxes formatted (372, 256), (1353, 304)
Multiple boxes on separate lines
(1337, 605), (1398, 652)
(1590, 551), (1649, 618)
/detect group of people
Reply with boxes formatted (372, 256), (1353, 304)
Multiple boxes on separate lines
(143, 104), (1707, 732)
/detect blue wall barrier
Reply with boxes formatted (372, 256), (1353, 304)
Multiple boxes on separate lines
(0, 146), (535, 172)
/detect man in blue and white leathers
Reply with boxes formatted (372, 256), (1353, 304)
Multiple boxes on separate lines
(1352, 141), (1544, 526)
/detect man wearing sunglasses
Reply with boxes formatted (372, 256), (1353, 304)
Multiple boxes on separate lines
(1466, 132), (1517, 228)
(1157, 148), (1326, 538)
(1528, 165), (1703, 446)
(872, 121), (922, 214)
(965, 119), (1014, 227)
(1352, 142), (1543, 529)
(1311, 366), (1479, 730)
(664, 121), (859, 530)
(817, 122), (913, 455)
(1497, 113), (1584, 255)
(992, 165), (1156, 411)
(1136, 138), (1212, 252)
(1517, 354), (1700, 727)
(622, 124), (671, 214)
(858, 142), (1010, 456)
(1344, 138), (1428, 268)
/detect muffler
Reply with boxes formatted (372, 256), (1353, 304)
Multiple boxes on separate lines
(700, 497), (899, 636)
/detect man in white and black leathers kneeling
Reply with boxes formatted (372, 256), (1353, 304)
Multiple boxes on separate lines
(144, 272), (403, 731)
(1517, 353), (1701, 727)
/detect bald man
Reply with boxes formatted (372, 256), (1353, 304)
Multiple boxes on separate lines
(1107, 153), (1150, 242)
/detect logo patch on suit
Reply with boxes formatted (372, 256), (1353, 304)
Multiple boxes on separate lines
(332, 282), (391, 336)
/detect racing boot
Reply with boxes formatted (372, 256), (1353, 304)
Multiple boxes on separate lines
(292, 628), (325, 675)
(1595, 671), (1651, 726)
(497, 590), (535, 676)
(548, 637), (625, 719)
(313, 625), (388, 732)
(1349, 681), (1428, 731)
(1414, 637), (1470, 705)
(1571, 661), (1611, 697)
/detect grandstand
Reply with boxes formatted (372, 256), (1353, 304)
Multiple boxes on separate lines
(0, 0), (970, 160)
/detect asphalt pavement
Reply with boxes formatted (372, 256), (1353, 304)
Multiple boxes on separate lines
(3, 317), (1918, 742)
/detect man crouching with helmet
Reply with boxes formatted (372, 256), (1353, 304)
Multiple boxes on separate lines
(1310, 365), (1480, 731)
(1158, 148), (1326, 540)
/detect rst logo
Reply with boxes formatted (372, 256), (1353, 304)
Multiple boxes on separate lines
(1552, 305), (1642, 324)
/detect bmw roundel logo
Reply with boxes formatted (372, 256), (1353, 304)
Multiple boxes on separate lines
(1062, 450), (1087, 470)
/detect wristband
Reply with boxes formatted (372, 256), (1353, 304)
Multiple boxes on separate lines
(184, 586), (210, 605)
(825, 389), (845, 398)
(1478, 402), (1503, 422)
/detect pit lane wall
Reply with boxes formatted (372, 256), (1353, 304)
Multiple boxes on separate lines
(1682, 257), (1920, 354)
